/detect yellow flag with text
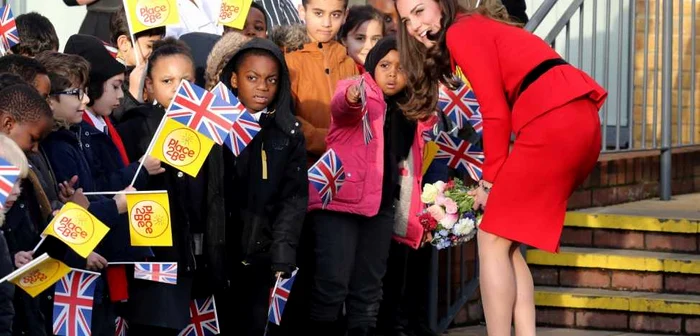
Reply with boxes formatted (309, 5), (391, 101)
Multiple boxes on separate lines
(41, 202), (110, 259)
(124, 0), (180, 34)
(127, 191), (173, 246)
(5, 254), (71, 297)
(152, 118), (215, 177)
(218, 0), (253, 29)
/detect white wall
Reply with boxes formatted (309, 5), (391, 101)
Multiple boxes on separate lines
(7, 0), (87, 51)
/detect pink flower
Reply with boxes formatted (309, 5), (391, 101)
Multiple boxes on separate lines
(443, 198), (458, 214)
(427, 204), (446, 221)
(435, 195), (447, 206)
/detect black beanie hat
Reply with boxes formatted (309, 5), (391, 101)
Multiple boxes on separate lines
(364, 36), (398, 78)
(64, 34), (125, 86)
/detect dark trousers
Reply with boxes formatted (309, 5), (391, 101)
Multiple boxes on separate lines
(377, 243), (436, 336)
(220, 263), (275, 336)
(310, 207), (395, 330)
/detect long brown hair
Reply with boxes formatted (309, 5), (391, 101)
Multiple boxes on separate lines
(396, 0), (514, 120)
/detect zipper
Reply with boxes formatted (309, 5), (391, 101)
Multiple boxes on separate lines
(321, 43), (333, 99)
(261, 141), (268, 180)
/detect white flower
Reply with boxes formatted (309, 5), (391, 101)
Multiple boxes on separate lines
(440, 213), (458, 229)
(453, 217), (476, 236)
(421, 184), (439, 204)
(434, 181), (447, 193)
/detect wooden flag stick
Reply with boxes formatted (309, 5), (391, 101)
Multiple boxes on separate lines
(121, 0), (143, 67)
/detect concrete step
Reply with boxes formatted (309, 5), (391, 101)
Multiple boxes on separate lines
(562, 212), (699, 253)
(446, 325), (671, 335)
(528, 247), (700, 294)
(535, 286), (700, 334)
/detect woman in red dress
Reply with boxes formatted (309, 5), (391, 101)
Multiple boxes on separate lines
(395, 0), (607, 334)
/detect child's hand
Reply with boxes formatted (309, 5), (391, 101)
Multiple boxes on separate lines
(113, 186), (136, 214)
(129, 63), (147, 102)
(58, 176), (79, 203)
(140, 155), (166, 175)
(346, 84), (361, 104)
(14, 251), (33, 268)
(69, 188), (89, 209)
(86, 252), (108, 271)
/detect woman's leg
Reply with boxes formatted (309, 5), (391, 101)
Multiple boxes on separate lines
(478, 229), (516, 336)
(510, 244), (536, 336)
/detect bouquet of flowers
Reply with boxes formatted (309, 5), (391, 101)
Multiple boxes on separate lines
(418, 179), (482, 250)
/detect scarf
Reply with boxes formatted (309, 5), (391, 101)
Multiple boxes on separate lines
(82, 113), (130, 166)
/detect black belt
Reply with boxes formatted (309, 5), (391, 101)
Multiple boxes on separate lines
(518, 58), (568, 96)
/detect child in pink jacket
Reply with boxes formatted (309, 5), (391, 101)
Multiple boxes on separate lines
(306, 36), (431, 335)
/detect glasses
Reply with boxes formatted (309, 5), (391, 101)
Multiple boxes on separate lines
(51, 87), (86, 100)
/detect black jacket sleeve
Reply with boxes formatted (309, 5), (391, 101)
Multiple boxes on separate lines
(270, 135), (308, 275)
(0, 233), (14, 335)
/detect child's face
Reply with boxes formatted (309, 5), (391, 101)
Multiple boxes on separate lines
(300, 0), (347, 43)
(49, 86), (89, 126)
(121, 35), (163, 66)
(92, 74), (124, 117)
(374, 50), (406, 96)
(232, 7), (267, 38)
(0, 114), (51, 153)
(342, 19), (383, 65)
(231, 54), (279, 113)
(3, 180), (22, 211)
(368, 0), (400, 35)
(33, 74), (51, 100)
(395, 0), (442, 48)
(146, 55), (195, 108)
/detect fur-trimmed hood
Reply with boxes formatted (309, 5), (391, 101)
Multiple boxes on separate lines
(205, 31), (251, 90)
(269, 24), (310, 53)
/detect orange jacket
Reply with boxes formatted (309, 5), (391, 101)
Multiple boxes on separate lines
(285, 40), (358, 163)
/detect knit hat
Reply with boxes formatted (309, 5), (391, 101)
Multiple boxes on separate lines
(364, 36), (398, 78)
(64, 34), (125, 86)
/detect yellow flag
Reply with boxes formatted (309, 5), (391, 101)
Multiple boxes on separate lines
(127, 191), (173, 246)
(4, 254), (71, 298)
(218, 0), (253, 29)
(422, 141), (439, 176)
(42, 202), (110, 259)
(124, 0), (180, 34)
(152, 118), (215, 177)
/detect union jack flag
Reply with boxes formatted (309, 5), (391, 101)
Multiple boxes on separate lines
(308, 149), (345, 208)
(358, 77), (373, 145)
(53, 270), (100, 336)
(178, 296), (220, 336)
(438, 82), (482, 133)
(210, 82), (244, 111)
(224, 111), (261, 156)
(167, 80), (239, 145)
(434, 131), (484, 182)
(0, 5), (18, 52)
(134, 262), (178, 285)
(115, 317), (128, 336)
(0, 157), (20, 210)
(268, 269), (298, 325)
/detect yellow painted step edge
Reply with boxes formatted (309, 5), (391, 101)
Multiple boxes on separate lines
(527, 250), (700, 274)
(564, 212), (699, 233)
(535, 290), (700, 315)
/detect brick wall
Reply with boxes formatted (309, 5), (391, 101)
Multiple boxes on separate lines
(567, 150), (700, 209)
(633, 0), (700, 147)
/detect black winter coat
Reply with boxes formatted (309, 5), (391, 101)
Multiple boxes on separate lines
(0, 231), (13, 336)
(221, 38), (308, 275)
(116, 104), (227, 330)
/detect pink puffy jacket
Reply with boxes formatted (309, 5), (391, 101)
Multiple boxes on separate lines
(307, 72), (436, 248)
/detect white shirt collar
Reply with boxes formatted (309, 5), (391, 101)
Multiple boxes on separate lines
(86, 109), (108, 134)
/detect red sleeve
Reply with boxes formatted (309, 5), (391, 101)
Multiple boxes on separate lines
(446, 17), (512, 183)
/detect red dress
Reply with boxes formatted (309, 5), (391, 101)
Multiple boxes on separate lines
(446, 14), (607, 252)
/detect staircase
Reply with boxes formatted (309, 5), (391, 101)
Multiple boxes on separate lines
(528, 209), (700, 334)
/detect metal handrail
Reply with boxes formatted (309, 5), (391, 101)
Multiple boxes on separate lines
(523, 0), (558, 32)
(544, 0), (585, 44)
